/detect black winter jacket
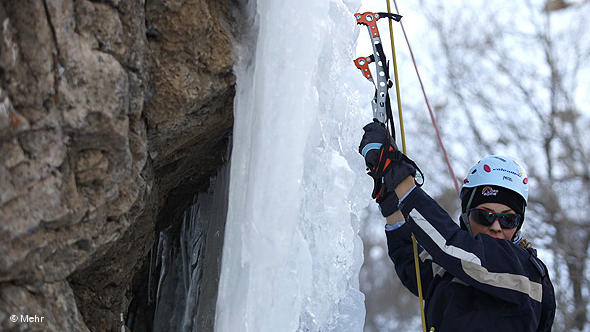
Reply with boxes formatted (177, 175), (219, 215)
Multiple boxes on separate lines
(386, 187), (556, 332)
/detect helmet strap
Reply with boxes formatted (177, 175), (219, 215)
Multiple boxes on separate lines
(512, 231), (522, 244)
(462, 188), (478, 236)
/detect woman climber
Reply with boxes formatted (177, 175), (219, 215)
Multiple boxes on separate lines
(359, 120), (556, 331)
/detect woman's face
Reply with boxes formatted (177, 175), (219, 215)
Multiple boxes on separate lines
(469, 202), (518, 241)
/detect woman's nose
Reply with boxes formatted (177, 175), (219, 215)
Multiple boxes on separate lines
(489, 219), (502, 233)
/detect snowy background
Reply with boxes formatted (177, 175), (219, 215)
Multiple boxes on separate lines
(358, 1), (590, 331)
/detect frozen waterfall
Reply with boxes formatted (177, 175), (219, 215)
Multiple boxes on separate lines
(145, 163), (230, 332)
(215, 0), (374, 331)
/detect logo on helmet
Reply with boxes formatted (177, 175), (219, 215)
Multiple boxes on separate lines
(494, 167), (522, 177)
(481, 186), (499, 196)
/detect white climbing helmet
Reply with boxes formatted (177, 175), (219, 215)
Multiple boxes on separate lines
(462, 155), (528, 203)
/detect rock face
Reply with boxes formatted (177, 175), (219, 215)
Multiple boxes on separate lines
(0, 0), (234, 330)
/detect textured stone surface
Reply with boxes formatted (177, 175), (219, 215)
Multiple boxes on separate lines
(0, 0), (234, 330)
(145, 0), (235, 211)
(0, 281), (90, 332)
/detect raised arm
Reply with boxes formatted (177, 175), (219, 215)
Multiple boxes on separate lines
(394, 176), (543, 305)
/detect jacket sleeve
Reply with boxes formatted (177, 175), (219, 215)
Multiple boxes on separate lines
(535, 253), (556, 331)
(386, 222), (437, 298)
(398, 187), (544, 305)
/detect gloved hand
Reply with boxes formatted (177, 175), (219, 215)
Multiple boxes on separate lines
(359, 120), (419, 216)
(377, 190), (400, 218)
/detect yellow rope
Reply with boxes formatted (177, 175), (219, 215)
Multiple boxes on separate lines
(386, 3), (407, 154)
(411, 234), (427, 332)
(385, 1), (426, 331)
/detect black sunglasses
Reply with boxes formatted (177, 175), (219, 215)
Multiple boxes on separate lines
(468, 208), (522, 229)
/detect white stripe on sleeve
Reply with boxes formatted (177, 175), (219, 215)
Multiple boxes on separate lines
(409, 209), (542, 302)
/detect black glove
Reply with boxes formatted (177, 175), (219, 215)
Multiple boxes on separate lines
(377, 190), (400, 218)
(359, 120), (421, 216)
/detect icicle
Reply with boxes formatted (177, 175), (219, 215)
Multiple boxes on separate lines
(190, 201), (202, 268)
(180, 211), (189, 294)
(147, 246), (153, 305)
(148, 231), (164, 305)
(154, 231), (169, 316)
(120, 313), (125, 332)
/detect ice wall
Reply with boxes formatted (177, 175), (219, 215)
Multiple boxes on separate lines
(216, 0), (374, 331)
(148, 163), (230, 332)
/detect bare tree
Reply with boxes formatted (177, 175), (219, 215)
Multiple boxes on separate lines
(416, 0), (590, 330)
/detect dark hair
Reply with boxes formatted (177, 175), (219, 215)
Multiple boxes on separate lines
(518, 237), (532, 248)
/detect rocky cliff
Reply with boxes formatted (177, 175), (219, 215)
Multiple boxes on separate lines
(0, 0), (236, 330)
